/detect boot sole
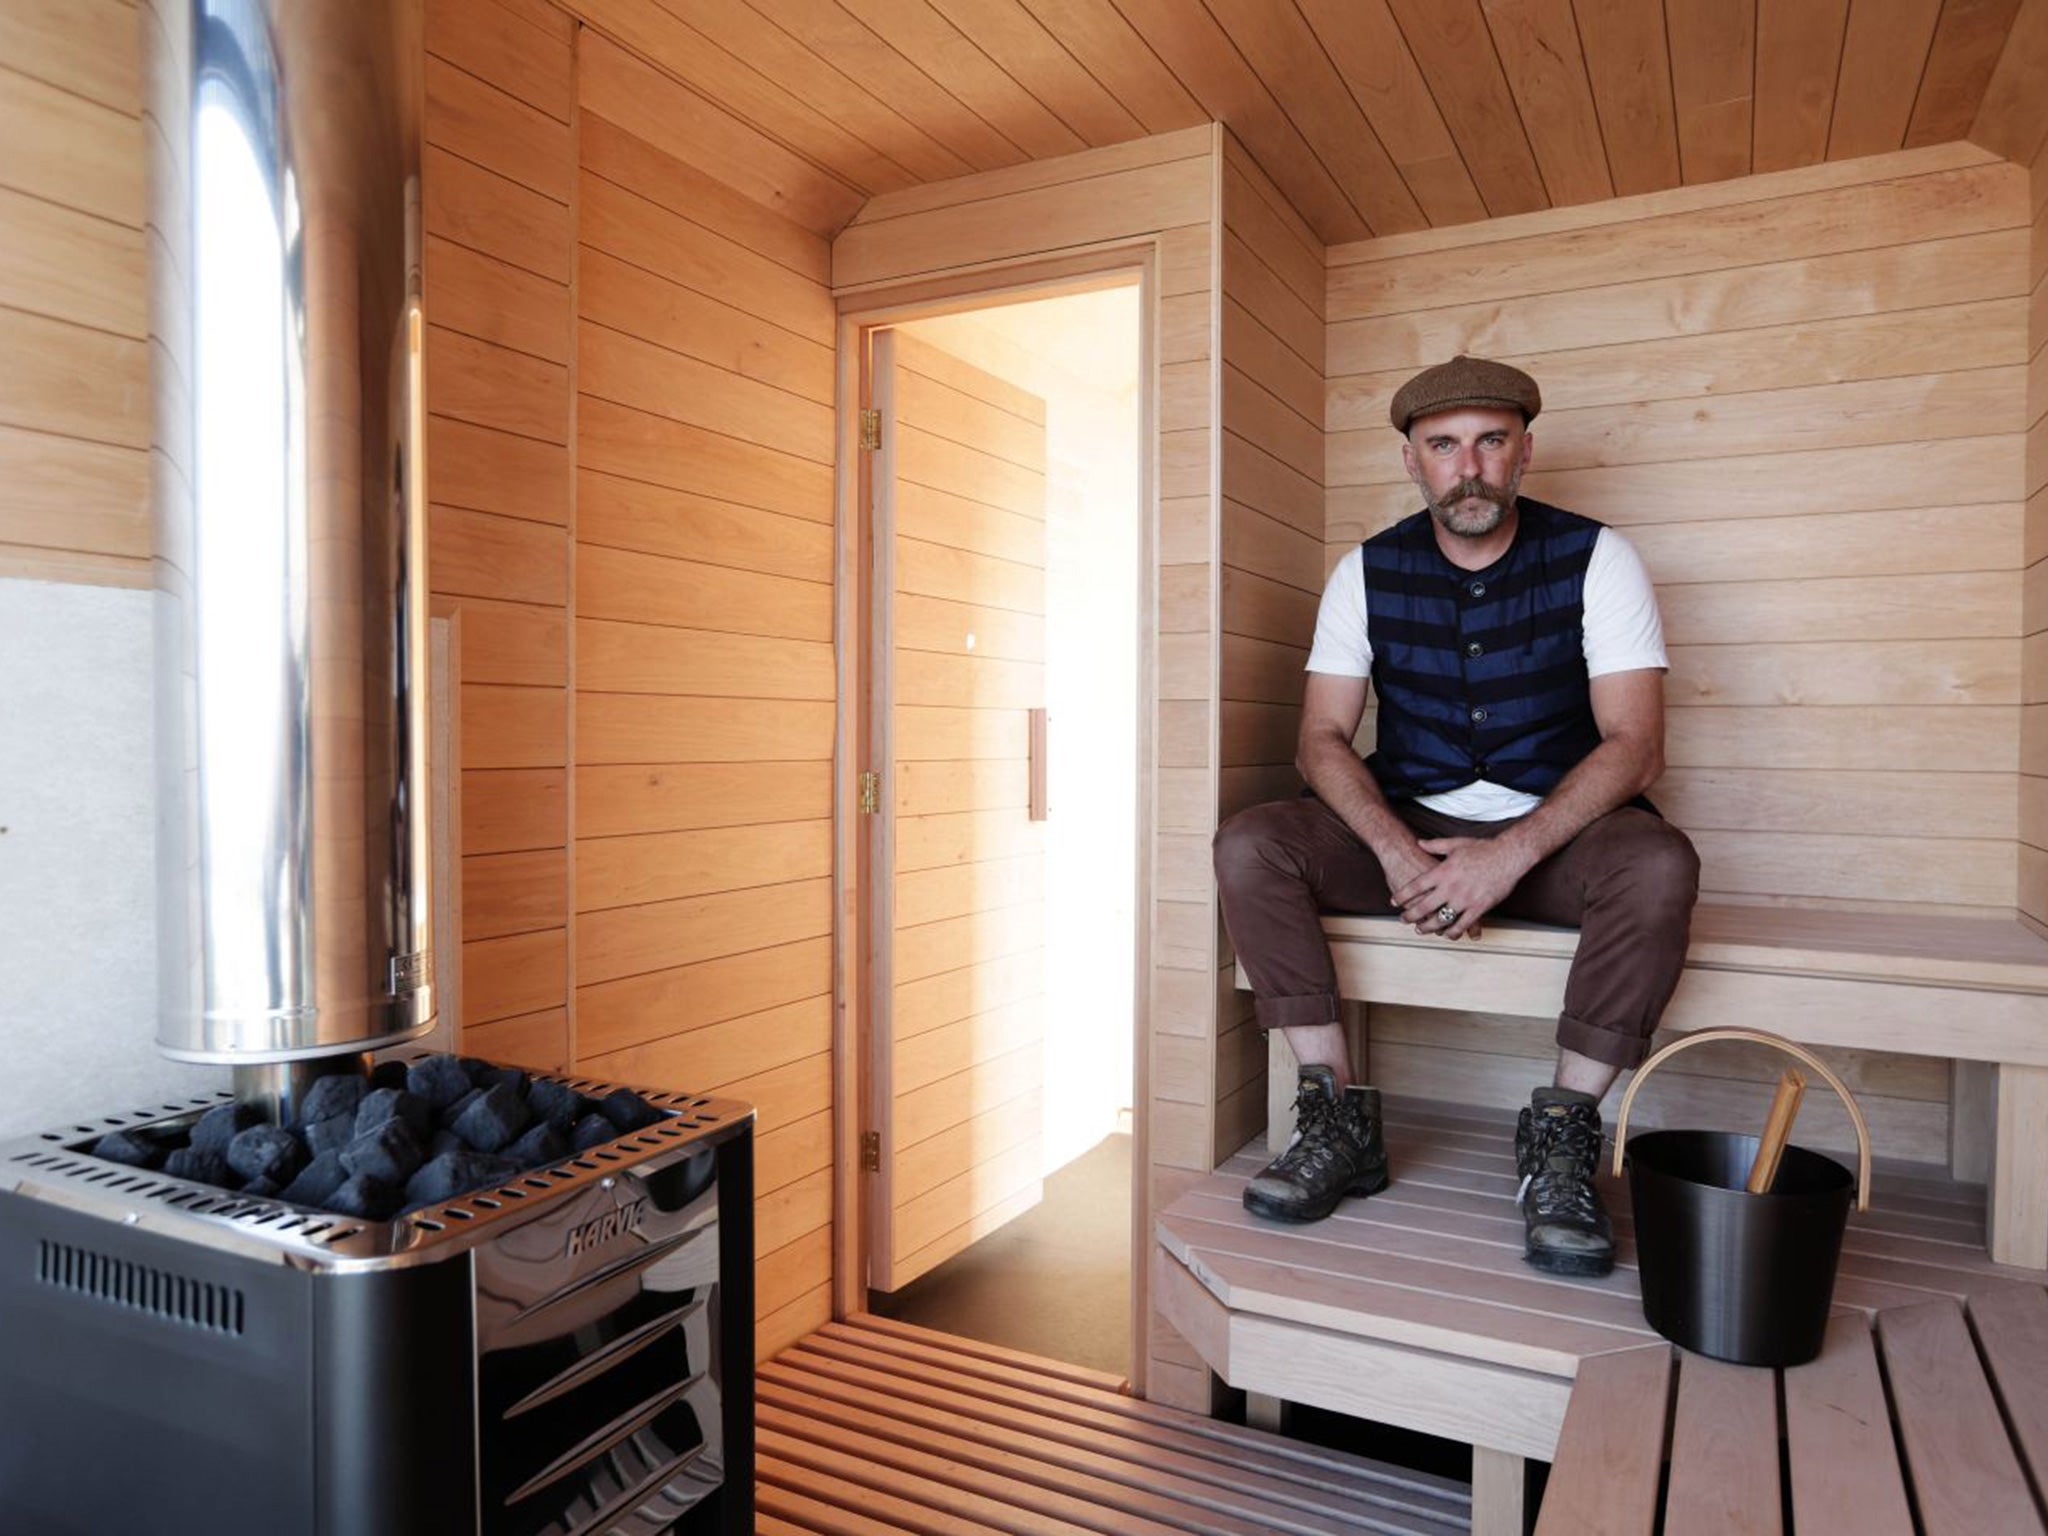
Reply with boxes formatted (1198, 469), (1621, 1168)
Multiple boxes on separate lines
(1523, 1246), (1614, 1278)
(1242, 1167), (1389, 1223)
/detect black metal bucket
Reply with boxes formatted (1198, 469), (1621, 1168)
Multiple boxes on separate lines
(1611, 1029), (1872, 1368)
(1626, 1130), (1853, 1365)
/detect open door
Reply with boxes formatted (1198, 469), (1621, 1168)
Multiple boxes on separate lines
(866, 327), (1051, 1292)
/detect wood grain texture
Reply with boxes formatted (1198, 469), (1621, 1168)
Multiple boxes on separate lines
(1880, 1299), (2048, 1534)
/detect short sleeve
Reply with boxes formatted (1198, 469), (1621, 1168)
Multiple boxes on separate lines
(1306, 546), (1373, 676)
(1582, 527), (1667, 677)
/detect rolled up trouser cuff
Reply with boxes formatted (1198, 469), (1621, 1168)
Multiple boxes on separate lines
(1254, 991), (1343, 1032)
(1555, 1009), (1653, 1070)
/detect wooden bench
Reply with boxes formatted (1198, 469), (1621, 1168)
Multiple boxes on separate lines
(1536, 1288), (2048, 1534)
(1155, 1097), (2048, 1536)
(1256, 901), (2048, 1267)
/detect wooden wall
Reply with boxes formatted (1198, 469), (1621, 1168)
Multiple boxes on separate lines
(1324, 142), (2033, 1164)
(2024, 95), (2048, 927)
(833, 125), (1221, 1408)
(0, 0), (149, 586)
(1208, 134), (1327, 1166)
(566, 31), (838, 1360)
(422, 0), (837, 1360)
(423, 0), (577, 1077)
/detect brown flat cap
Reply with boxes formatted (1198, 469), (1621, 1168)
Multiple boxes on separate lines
(1389, 354), (1541, 433)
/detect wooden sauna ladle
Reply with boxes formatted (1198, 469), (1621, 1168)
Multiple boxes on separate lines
(1746, 1068), (1808, 1193)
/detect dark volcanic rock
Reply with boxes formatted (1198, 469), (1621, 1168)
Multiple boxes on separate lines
(355, 1087), (431, 1145)
(280, 1152), (348, 1209)
(189, 1102), (259, 1156)
(92, 1130), (162, 1170)
(226, 1124), (307, 1186)
(340, 1119), (423, 1187)
(295, 1073), (366, 1128)
(304, 1113), (356, 1160)
(452, 1081), (530, 1154)
(596, 1088), (663, 1132)
(525, 1077), (584, 1131)
(503, 1121), (567, 1169)
(404, 1150), (518, 1210)
(327, 1176), (402, 1221)
(165, 1147), (232, 1188)
(405, 1055), (472, 1112)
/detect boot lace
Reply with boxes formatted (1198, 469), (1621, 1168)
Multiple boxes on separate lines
(1517, 1114), (1602, 1222)
(1274, 1083), (1343, 1176)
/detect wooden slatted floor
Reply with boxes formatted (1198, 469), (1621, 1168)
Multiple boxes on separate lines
(757, 1314), (1475, 1534)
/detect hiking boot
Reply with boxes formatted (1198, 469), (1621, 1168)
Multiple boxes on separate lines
(1242, 1066), (1389, 1223)
(1515, 1087), (1615, 1277)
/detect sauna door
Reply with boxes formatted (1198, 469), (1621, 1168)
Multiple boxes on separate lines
(867, 328), (1049, 1292)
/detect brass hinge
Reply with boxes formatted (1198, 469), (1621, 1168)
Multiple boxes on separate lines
(861, 1130), (881, 1172)
(859, 409), (882, 451)
(858, 770), (880, 814)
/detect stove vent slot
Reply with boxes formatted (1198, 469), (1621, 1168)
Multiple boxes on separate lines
(36, 1240), (246, 1336)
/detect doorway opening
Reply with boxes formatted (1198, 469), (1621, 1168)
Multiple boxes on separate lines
(858, 280), (1145, 1377)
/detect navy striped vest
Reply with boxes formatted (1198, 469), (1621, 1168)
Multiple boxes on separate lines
(1362, 499), (1603, 801)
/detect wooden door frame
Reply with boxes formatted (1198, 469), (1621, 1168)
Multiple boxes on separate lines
(831, 242), (1161, 1388)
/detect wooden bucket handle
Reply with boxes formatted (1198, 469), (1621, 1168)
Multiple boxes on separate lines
(1607, 1026), (1872, 1211)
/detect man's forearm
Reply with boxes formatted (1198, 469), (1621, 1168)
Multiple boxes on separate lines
(1495, 733), (1660, 868)
(1298, 731), (1424, 864)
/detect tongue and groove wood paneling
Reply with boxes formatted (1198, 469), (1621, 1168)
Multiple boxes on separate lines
(1207, 134), (1327, 1169)
(567, 36), (839, 1361)
(419, 0), (842, 1361)
(0, 0), (149, 587)
(2022, 105), (2048, 928)
(1326, 141), (2034, 1163)
(423, 0), (577, 1076)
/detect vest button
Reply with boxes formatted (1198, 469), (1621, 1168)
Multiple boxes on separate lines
(1470, 707), (1488, 723)
(1474, 761), (1490, 776)
(1469, 581), (1486, 598)
(1465, 642), (1483, 659)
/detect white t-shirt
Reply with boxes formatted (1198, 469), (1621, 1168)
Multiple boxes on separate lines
(1306, 525), (1667, 820)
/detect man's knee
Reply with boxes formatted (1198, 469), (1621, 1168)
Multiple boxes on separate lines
(1616, 815), (1701, 915)
(1213, 801), (1293, 875)
(1204, 798), (1318, 897)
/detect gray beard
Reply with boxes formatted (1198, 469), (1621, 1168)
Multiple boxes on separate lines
(1429, 496), (1510, 538)
(1421, 467), (1523, 539)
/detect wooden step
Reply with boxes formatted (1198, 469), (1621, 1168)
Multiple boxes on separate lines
(758, 1313), (1472, 1533)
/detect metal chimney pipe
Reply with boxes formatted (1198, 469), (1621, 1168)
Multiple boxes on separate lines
(145, 0), (432, 1119)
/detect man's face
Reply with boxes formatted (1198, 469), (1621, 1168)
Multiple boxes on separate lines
(1401, 407), (1533, 539)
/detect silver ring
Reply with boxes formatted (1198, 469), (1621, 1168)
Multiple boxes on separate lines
(1435, 903), (1459, 925)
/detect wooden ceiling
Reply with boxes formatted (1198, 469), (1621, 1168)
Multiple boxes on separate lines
(563, 0), (2048, 244)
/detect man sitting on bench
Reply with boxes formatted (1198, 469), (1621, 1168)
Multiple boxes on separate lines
(1213, 355), (1700, 1278)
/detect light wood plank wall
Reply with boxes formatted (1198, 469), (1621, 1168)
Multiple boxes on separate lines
(2024, 116), (2048, 924)
(833, 124), (1220, 1410)
(425, 0), (839, 1361)
(565, 29), (838, 1363)
(1209, 134), (1327, 1167)
(0, 0), (150, 586)
(1325, 143), (2033, 1164)
(423, 0), (577, 1081)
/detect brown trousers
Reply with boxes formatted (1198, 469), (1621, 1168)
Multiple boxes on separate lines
(1213, 796), (1701, 1070)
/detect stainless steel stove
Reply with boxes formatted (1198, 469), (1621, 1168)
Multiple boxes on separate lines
(0, 1072), (754, 1535)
